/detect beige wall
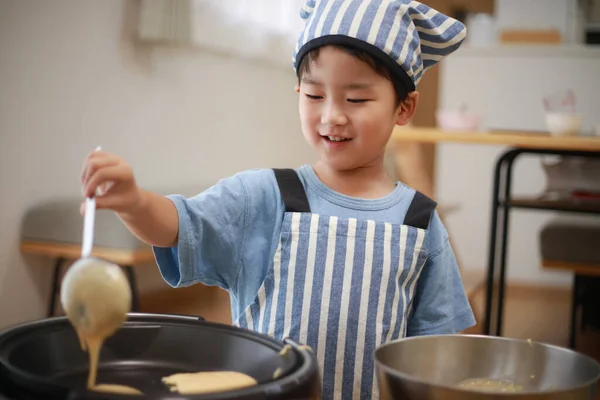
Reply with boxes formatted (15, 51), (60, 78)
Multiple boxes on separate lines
(0, 0), (315, 329)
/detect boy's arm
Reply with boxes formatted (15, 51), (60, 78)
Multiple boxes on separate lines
(152, 174), (252, 290)
(118, 189), (179, 248)
(81, 150), (251, 290)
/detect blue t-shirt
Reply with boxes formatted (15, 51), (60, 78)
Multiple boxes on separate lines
(153, 165), (475, 336)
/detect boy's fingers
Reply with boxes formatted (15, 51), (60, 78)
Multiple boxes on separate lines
(97, 180), (115, 196)
(81, 158), (119, 187)
(80, 187), (119, 212)
(80, 152), (120, 185)
(94, 195), (122, 210)
(84, 165), (125, 198)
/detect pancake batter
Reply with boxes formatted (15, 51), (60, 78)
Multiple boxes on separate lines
(457, 378), (524, 393)
(61, 258), (141, 395)
(162, 371), (257, 394)
(82, 334), (142, 395)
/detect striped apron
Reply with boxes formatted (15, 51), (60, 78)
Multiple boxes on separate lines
(234, 169), (437, 400)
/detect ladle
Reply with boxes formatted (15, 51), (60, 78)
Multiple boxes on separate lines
(60, 146), (131, 340)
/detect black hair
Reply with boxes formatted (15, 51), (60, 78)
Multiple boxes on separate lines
(296, 44), (410, 107)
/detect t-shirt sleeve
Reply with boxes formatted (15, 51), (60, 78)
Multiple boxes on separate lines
(152, 174), (250, 290)
(406, 214), (476, 336)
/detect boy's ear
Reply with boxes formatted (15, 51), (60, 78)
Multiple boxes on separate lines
(294, 84), (300, 93)
(395, 91), (419, 126)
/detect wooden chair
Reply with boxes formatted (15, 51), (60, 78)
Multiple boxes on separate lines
(543, 260), (600, 349)
(540, 223), (600, 349)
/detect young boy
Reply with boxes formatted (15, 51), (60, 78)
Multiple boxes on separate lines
(81, 1), (475, 398)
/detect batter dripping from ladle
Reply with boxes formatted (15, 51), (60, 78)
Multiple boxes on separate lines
(61, 256), (258, 396)
(61, 255), (259, 396)
(61, 256), (142, 395)
(61, 151), (142, 395)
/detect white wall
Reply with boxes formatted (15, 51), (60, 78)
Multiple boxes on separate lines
(0, 0), (314, 329)
(495, 0), (584, 44)
(436, 45), (600, 287)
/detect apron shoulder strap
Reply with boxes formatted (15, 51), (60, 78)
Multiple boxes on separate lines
(404, 191), (438, 230)
(273, 169), (311, 213)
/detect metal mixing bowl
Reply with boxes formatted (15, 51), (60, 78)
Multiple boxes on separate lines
(375, 334), (600, 399)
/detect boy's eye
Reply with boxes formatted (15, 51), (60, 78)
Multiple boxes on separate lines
(348, 99), (368, 103)
(305, 94), (323, 100)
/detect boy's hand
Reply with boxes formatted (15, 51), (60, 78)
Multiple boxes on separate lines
(80, 151), (143, 216)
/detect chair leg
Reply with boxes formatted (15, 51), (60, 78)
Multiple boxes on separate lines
(124, 266), (140, 312)
(580, 278), (587, 331)
(48, 257), (65, 318)
(569, 275), (580, 350)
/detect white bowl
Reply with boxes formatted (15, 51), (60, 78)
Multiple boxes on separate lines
(436, 110), (481, 131)
(545, 112), (582, 137)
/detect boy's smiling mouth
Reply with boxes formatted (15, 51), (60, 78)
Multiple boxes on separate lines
(322, 135), (352, 142)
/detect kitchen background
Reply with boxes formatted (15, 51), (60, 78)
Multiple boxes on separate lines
(1, 0), (599, 356)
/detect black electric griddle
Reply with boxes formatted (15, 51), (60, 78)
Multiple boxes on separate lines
(0, 313), (321, 400)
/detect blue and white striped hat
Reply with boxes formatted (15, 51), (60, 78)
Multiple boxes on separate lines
(293, 0), (467, 91)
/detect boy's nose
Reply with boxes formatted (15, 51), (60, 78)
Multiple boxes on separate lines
(321, 101), (348, 126)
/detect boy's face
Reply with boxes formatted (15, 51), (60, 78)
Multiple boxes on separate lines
(296, 46), (417, 172)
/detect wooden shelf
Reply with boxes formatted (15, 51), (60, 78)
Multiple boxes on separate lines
(391, 127), (600, 152)
(502, 197), (600, 214)
(20, 240), (155, 266)
(543, 260), (600, 277)
(457, 44), (600, 59)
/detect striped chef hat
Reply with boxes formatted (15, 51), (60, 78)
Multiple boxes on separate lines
(292, 0), (467, 91)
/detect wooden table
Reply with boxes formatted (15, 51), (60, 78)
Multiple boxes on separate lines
(20, 240), (156, 317)
(391, 127), (600, 151)
(391, 127), (600, 337)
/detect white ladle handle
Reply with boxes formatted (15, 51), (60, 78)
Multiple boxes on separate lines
(81, 146), (102, 258)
